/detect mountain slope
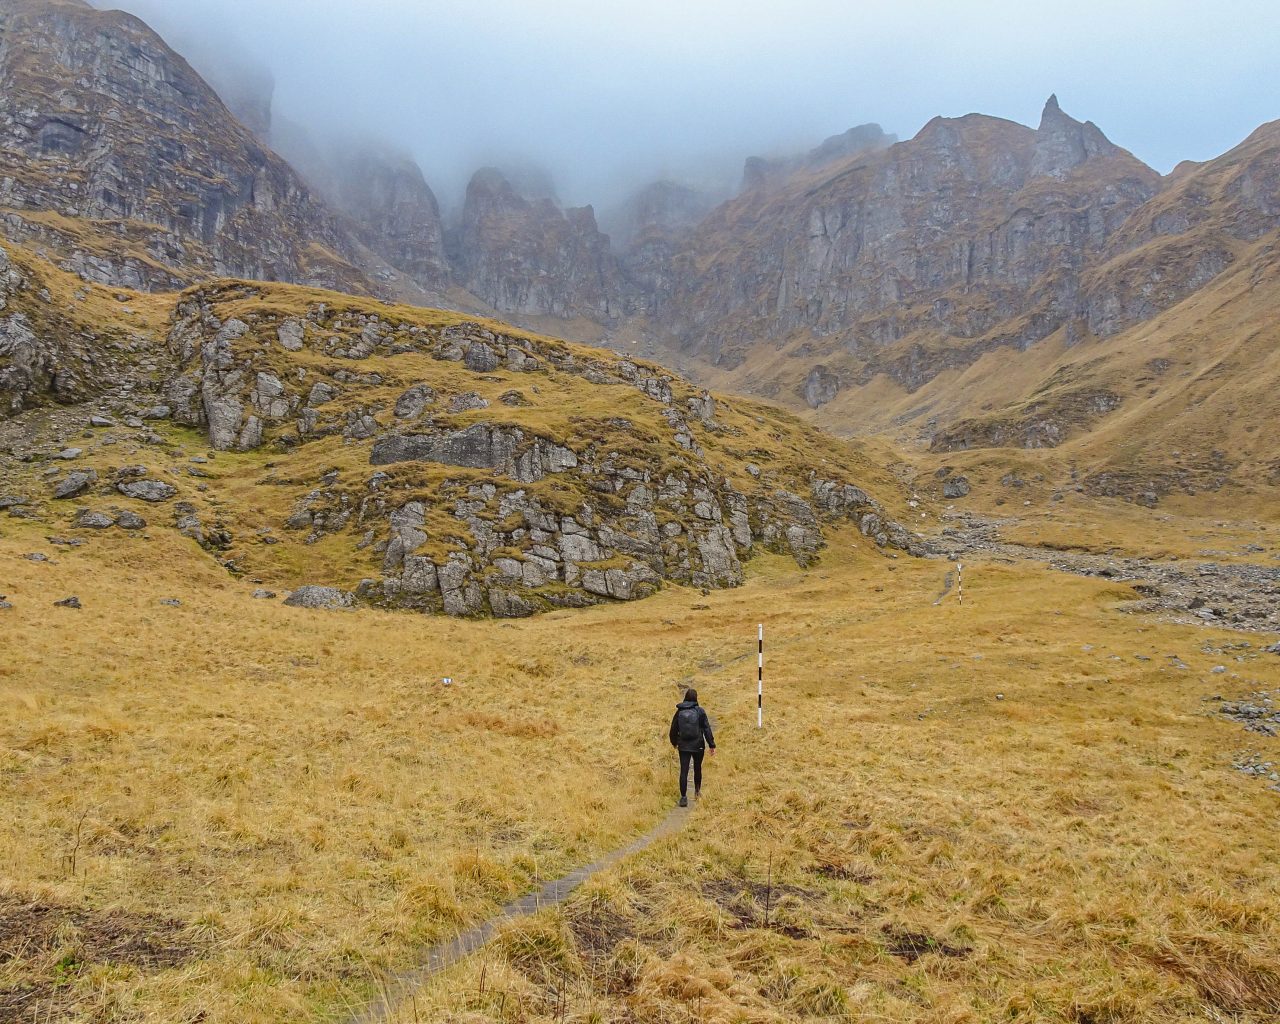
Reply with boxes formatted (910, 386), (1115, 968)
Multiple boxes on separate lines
(0, 0), (399, 294)
(923, 230), (1280, 504)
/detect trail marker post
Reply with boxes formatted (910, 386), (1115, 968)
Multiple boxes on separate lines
(957, 563), (964, 606)
(757, 623), (764, 728)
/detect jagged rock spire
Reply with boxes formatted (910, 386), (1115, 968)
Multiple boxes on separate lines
(1032, 94), (1120, 177)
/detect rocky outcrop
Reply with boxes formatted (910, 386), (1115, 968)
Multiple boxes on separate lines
(801, 365), (840, 409)
(156, 281), (917, 616)
(0, 244), (147, 417)
(452, 167), (625, 320)
(1077, 120), (1280, 339)
(370, 424), (578, 480)
(1030, 94), (1124, 178)
(611, 180), (720, 316)
(930, 387), (1123, 452)
(283, 585), (355, 610)
(344, 458), (914, 618)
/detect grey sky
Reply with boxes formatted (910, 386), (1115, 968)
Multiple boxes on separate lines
(111, 0), (1280, 209)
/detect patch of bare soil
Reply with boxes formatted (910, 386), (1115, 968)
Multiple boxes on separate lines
(881, 926), (971, 963)
(0, 895), (195, 1022)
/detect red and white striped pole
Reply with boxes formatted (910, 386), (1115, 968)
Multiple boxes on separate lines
(757, 623), (764, 728)
(957, 563), (964, 606)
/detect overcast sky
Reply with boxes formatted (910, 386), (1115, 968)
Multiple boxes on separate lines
(111, 0), (1280, 209)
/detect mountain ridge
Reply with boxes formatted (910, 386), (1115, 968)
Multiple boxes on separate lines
(1, 0), (1277, 514)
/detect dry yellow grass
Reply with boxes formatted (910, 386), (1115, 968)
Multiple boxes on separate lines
(396, 550), (1280, 1024)
(2, 509), (1277, 1022)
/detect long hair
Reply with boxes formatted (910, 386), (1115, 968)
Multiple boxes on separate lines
(684, 687), (698, 703)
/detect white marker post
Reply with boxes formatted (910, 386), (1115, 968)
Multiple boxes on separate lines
(757, 623), (764, 728)
(957, 563), (964, 606)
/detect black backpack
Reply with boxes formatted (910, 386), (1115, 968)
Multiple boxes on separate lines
(676, 706), (702, 745)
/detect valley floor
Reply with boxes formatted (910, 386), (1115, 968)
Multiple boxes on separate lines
(1, 516), (1278, 1022)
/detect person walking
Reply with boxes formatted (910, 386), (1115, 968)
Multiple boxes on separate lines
(669, 687), (715, 807)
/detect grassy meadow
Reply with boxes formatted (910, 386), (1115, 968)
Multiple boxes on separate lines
(1, 515), (1277, 1022)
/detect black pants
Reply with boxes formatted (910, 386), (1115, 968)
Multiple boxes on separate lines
(678, 748), (705, 798)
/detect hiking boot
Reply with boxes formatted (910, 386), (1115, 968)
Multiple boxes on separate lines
(677, 795), (688, 808)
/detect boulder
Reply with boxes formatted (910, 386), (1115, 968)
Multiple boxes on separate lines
(448, 391), (490, 413)
(118, 479), (177, 502)
(54, 469), (98, 499)
(393, 383), (436, 418)
(344, 411), (379, 440)
(114, 510), (147, 530)
(464, 342), (501, 372)
(488, 588), (535, 617)
(383, 501), (428, 571)
(277, 318), (306, 351)
(283, 586), (355, 609)
(943, 476), (972, 499)
(72, 509), (115, 529)
(307, 381), (338, 407)
(251, 372), (289, 418)
(401, 556), (439, 593)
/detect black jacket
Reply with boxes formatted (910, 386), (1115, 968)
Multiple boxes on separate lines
(669, 700), (715, 752)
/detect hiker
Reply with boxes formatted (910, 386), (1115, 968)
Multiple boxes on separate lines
(669, 687), (715, 807)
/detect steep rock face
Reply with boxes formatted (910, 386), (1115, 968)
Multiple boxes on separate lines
(327, 151), (451, 292)
(0, 0), (377, 293)
(612, 180), (720, 316)
(609, 180), (720, 249)
(452, 167), (625, 320)
(654, 101), (1160, 383)
(160, 280), (918, 616)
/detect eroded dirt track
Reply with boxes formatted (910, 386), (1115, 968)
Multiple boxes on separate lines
(351, 806), (690, 1023)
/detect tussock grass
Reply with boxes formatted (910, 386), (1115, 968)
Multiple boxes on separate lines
(1, 515), (1277, 1021)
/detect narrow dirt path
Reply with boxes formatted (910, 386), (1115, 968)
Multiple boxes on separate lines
(349, 805), (690, 1023)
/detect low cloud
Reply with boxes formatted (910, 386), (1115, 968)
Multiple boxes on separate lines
(110, 0), (1280, 209)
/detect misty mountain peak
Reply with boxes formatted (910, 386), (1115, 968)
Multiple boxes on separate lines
(467, 166), (517, 198)
(808, 123), (896, 165)
(464, 165), (564, 210)
(740, 123), (895, 193)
